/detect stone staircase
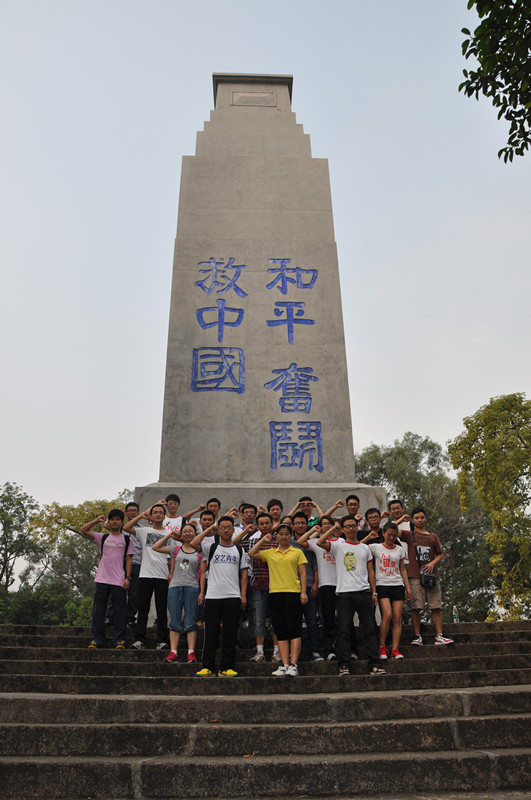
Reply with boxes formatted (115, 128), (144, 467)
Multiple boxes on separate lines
(0, 620), (530, 799)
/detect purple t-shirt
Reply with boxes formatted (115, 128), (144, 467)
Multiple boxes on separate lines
(93, 532), (133, 587)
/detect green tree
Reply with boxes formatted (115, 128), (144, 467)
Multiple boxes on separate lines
(0, 483), (39, 592)
(356, 433), (494, 621)
(448, 392), (531, 618)
(460, 0), (531, 162)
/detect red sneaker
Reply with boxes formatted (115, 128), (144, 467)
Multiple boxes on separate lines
(378, 645), (388, 660)
(164, 651), (178, 663)
(390, 649), (404, 659)
(187, 652), (198, 663)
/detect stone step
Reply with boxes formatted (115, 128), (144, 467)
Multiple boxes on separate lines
(2, 748), (531, 798)
(1, 637), (528, 661)
(0, 651), (528, 677)
(2, 620), (529, 635)
(1, 666), (530, 695)
(1, 713), (529, 757)
(2, 685), (526, 724)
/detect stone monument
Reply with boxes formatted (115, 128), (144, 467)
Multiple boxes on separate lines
(136, 73), (384, 512)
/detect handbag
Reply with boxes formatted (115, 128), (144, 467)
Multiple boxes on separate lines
(412, 532), (438, 588)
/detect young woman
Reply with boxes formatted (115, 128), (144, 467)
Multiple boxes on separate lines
(369, 521), (411, 659)
(152, 523), (206, 663)
(248, 523), (308, 676)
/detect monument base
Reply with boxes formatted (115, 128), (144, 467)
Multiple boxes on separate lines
(135, 482), (386, 517)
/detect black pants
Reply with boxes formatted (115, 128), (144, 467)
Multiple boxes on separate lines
(337, 591), (379, 668)
(319, 585), (337, 656)
(126, 562), (141, 622)
(135, 577), (168, 644)
(92, 583), (126, 647)
(202, 597), (241, 673)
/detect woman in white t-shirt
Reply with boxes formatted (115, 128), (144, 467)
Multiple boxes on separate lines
(369, 522), (411, 660)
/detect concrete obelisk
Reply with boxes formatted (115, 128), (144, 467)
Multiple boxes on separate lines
(136, 74), (383, 511)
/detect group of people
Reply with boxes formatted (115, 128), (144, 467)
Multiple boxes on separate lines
(79, 492), (454, 677)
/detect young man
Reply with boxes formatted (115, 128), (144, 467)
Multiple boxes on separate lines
(160, 493), (182, 535)
(239, 512), (281, 664)
(267, 499), (283, 525)
(324, 494), (370, 534)
(296, 515), (341, 660)
(287, 496), (324, 527)
(123, 504), (170, 650)
(190, 516), (249, 676)
(359, 508), (384, 543)
(291, 513), (322, 661)
(79, 509), (133, 650)
(124, 501), (143, 626)
(397, 507), (454, 646)
(317, 515), (385, 676)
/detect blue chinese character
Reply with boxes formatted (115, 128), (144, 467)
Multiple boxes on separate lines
(266, 258), (318, 294)
(264, 363), (318, 413)
(266, 302), (314, 345)
(196, 299), (244, 343)
(269, 421), (323, 472)
(191, 347), (245, 394)
(195, 257), (248, 298)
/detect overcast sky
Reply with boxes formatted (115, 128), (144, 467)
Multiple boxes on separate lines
(1, 1), (530, 507)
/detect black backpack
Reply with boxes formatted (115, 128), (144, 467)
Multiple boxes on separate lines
(99, 533), (131, 571)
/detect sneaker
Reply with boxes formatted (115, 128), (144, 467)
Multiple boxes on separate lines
(187, 652), (197, 663)
(114, 640), (126, 650)
(271, 651), (282, 664)
(390, 649), (404, 659)
(350, 652), (359, 661)
(196, 668), (215, 677)
(370, 665), (387, 676)
(379, 645), (388, 660)
(435, 633), (454, 645)
(411, 634), (423, 646)
(156, 642), (168, 650)
(130, 640), (145, 650)
(272, 665), (288, 677)
(220, 669), (238, 677)
(326, 653), (337, 661)
(339, 665), (350, 677)
(312, 652), (324, 662)
(88, 640), (101, 649)
(164, 652), (178, 663)
(286, 664), (299, 677)
(250, 651), (265, 663)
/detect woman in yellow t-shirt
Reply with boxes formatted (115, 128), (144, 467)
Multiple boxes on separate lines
(248, 523), (308, 676)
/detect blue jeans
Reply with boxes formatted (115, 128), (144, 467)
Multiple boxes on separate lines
(250, 588), (274, 639)
(167, 585), (200, 633)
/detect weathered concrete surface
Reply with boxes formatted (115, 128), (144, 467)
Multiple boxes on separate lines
(135, 73), (384, 514)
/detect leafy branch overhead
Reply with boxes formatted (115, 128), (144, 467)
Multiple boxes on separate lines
(460, 0), (531, 161)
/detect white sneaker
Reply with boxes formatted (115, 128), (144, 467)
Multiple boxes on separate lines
(271, 651), (282, 663)
(411, 634), (423, 646)
(286, 664), (299, 677)
(156, 642), (168, 650)
(435, 633), (454, 645)
(130, 640), (145, 650)
(312, 652), (324, 662)
(272, 665), (288, 677)
(326, 653), (337, 661)
(250, 651), (265, 662)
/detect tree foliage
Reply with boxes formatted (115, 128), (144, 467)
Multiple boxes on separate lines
(0, 483), (39, 592)
(356, 433), (495, 622)
(448, 392), (531, 618)
(460, 0), (531, 162)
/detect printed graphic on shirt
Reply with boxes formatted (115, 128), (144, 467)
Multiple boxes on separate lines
(344, 552), (358, 572)
(416, 544), (431, 563)
(212, 551), (238, 565)
(179, 558), (190, 572)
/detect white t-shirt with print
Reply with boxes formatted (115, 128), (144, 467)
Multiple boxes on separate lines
(328, 539), (372, 594)
(135, 528), (169, 580)
(369, 542), (405, 586)
(307, 538), (339, 587)
(205, 543), (249, 600)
